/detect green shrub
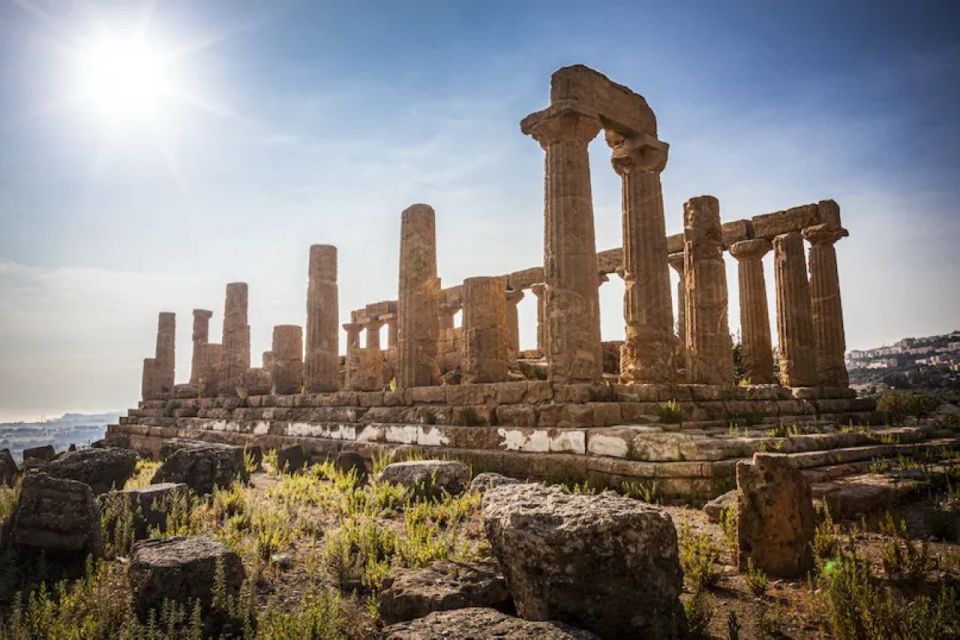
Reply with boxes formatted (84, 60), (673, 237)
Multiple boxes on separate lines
(744, 557), (769, 598)
(658, 399), (683, 425)
(679, 524), (721, 591)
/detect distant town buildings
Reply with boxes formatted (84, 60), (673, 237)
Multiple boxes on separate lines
(846, 330), (960, 392)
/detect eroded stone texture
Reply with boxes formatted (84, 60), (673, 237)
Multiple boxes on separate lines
(773, 232), (818, 387)
(530, 283), (546, 355)
(241, 367), (272, 396)
(683, 196), (734, 385)
(304, 244), (339, 392)
(736, 453), (814, 578)
(609, 131), (677, 383)
(804, 220), (849, 388)
(729, 239), (775, 384)
(197, 343), (222, 398)
(378, 460), (470, 498)
(262, 350), (274, 371)
(505, 289), (524, 357)
(151, 443), (247, 495)
(271, 324), (303, 394)
(12, 473), (103, 555)
(346, 348), (384, 391)
(99, 483), (187, 539)
(154, 312), (176, 398)
(523, 108), (603, 383)
(383, 312), (398, 348)
(343, 322), (363, 355)
(380, 607), (598, 640)
(141, 357), (158, 401)
(45, 447), (138, 495)
(365, 317), (384, 350)
(462, 277), (510, 383)
(437, 299), (463, 374)
(219, 282), (250, 397)
(483, 483), (686, 639)
(189, 309), (212, 386)
(0, 448), (17, 487)
(397, 204), (441, 387)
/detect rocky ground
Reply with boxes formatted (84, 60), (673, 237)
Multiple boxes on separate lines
(0, 440), (959, 639)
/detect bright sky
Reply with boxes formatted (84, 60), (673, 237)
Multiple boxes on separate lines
(1, 0), (958, 422)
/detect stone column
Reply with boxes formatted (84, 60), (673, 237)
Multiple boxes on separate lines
(343, 323), (363, 356)
(683, 196), (734, 385)
(141, 358), (157, 401)
(305, 244), (339, 393)
(505, 289), (525, 356)
(262, 351), (275, 371)
(462, 277), (510, 383)
(667, 253), (686, 364)
(729, 239), (776, 384)
(522, 108), (603, 383)
(189, 309), (213, 386)
(155, 312), (176, 398)
(219, 282), (250, 397)
(530, 283), (546, 355)
(397, 204), (441, 388)
(271, 324), (304, 394)
(803, 224), (849, 388)
(198, 343), (222, 398)
(437, 301), (459, 331)
(364, 318), (384, 350)
(383, 313), (398, 348)
(773, 232), (818, 387)
(609, 131), (677, 382)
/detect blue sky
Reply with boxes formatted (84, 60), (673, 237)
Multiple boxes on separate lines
(1, 0), (958, 420)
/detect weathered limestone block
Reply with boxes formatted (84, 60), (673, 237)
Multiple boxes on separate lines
(803, 222), (849, 388)
(219, 282), (251, 397)
(462, 276), (510, 383)
(99, 483), (187, 538)
(751, 204), (819, 240)
(129, 536), (244, 624)
(174, 383), (198, 399)
(530, 283), (546, 354)
(703, 488), (737, 523)
(189, 309), (213, 386)
(44, 447), (139, 495)
(547, 64), (657, 137)
(397, 204), (441, 388)
(0, 448), (17, 486)
(380, 607), (598, 640)
(154, 312), (176, 399)
(12, 473), (103, 555)
(609, 130), (678, 383)
(505, 289), (524, 357)
(683, 196), (734, 384)
(336, 451), (372, 484)
(469, 472), (520, 493)
(378, 460), (470, 498)
(198, 343), (222, 398)
(483, 483), (686, 639)
(261, 350), (274, 371)
(23, 444), (56, 464)
(271, 324), (304, 394)
(773, 232), (818, 387)
(240, 367), (272, 397)
(364, 317), (384, 350)
(276, 444), (306, 473)
(346, 348), (384, 391)
(378, 560), (511, 625)
(729, 239), (775, 383)
(151, 443), (247, 495)
(523, 106), (603, 384)
(343, 322), (363, 355)
(736, 453), (814, 578)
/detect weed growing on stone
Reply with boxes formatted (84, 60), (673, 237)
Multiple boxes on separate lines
(658, 399), (683, 425)
(679, 523), (722, 591)
(744, 558), (768, 598)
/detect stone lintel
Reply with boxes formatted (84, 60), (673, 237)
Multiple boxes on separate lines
(548, 64), (658, 137)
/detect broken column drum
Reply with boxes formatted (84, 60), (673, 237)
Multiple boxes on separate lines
(271, 325), (303, 394)
(189, 309), (213, 386)
(462, 277), (510, 383)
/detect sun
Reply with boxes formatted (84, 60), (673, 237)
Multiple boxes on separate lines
(73, 32), (174, 125)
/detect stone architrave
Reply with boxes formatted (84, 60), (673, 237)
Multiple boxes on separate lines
(522, 107), (603, 383)
(803, 223), (849, 388)
(198, 344), (222, 398)
(667, 253), (686, 364)
(529, 283), (546, 355)
(346, 348), (384, 391)
(343, 323), (363, 356)
(683, 196), (734, 385)
(462, 277), (510, 383)
(773, 232), (818, 387)
(189, 309), (213, 386)
(271, 325), (303, 394)
(397, 204), (441, 388)
(155, 312), (176, 398)
(505, 289), (525, 357)
(218, 282), (250, 397)
(305, 244), (339, 392)
(609, 131), (677, 383)
(141, 358), (158, 401)
(729, 239), (775, 384)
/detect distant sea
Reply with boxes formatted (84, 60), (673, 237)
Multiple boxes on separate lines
(0, 412), (120, 462)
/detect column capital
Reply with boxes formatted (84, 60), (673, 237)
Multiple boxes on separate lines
(342, 322), (363, 334)
(530, 282), (546, 297)
(506, 289), (525, 305)
(729, 238), (773, 262)
(802, 223), (848, 246)
(192, 309), (213, 319)
(667, 252), (685, 274)
(607, 130), (669, 174)
(521, 104), (603, 147)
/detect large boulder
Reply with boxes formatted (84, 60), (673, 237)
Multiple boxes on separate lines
(0, 449), (18, 487)
(483, 483), (686, 640)
(736, 453), (815, 578)
(469, 472), (520, 494)
(22, 445), (56, 466)
(128, 536), (244, 624)
(336, 451), (372, 484)
(151, 443), (247, 495)
(12, 473), (102, 555)
(379, 607), (598, 639)
(378, 460), (470, 498)
(99, 483), (187, 538)
(276, 444), (306, 473)
(378, 560), (511, 625)
(44, 447), (138, 495)
(703, 488), (737, 523)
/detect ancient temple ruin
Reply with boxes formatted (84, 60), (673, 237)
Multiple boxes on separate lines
(111, 65), (951, 499)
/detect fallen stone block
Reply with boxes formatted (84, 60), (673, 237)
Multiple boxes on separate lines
(378, 460), (470, 498)
(379, 607), (598, 639)
(12, 473), (102, 556)
(151, 443), (247, 495)
(469, 472), (520, 493)
(44, 447), (139, 495)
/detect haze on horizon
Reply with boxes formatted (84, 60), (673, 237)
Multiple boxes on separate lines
(1, 0), (958, 422)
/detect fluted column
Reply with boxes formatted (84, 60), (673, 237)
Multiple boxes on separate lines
(729, 239), (775, 384)
(155, 312), (176, 398)
(219, 282), (250, 397)
(529, 283), (546, 355)
(667, 253), (686, 365)
(262, 351), (274, 370)
(272, 324), (303, 394)
(505, 289), (525, 357)
(683, 196), (734, 385)
(198, 344), (222, 398)
(363, 318), (383, 350)
(608, 131), (677, 382)
(189, 309), (212, 386)
(382, 313), (398, 348)
(522, 107), (603, 383)
(773, 232), (818, 387)
(803, 224), (849, 388)
(305, 244), (339, 392)
(343, 323), (363, 356)
(463, 277), (510, 383)
(397, 204), (441, 387)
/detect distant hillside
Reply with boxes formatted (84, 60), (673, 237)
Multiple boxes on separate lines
(0, 412), (120, 461)
(847, 330), (960, 393)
